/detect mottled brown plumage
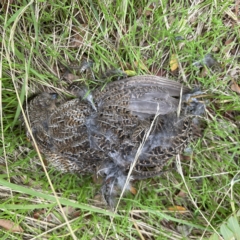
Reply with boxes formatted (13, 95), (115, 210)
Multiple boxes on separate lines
(23, 75), (205, 206)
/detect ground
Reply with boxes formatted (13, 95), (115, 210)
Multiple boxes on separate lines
(0, 0), (240, 239)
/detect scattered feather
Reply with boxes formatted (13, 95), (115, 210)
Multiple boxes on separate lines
(193, 54), (216, 68)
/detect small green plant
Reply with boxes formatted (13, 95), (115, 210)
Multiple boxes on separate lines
(210, 214), (240, 240)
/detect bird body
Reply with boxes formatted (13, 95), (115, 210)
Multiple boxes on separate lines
(23, 75), (204, 206)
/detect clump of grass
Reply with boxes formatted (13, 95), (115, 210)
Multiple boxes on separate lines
(0, 0), (239, 239)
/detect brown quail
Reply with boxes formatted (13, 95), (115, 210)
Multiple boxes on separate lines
(23, 75), (205, 207)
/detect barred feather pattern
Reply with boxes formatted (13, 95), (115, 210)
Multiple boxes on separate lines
(23, 75), (205, 206)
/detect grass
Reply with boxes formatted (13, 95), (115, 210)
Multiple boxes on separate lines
(0, 0), (240, 239)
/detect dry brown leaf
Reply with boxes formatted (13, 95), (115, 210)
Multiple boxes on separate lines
(130, 186), (137, 195)
(168, 206), (187, 212)
(176, 190), (187, 198)
(0, 219), (23, 233)
(225, 38), (235, 45)
(231, 80), (240, 94)
(180, 153), (192, 162)
(170, 54), (179, 71)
